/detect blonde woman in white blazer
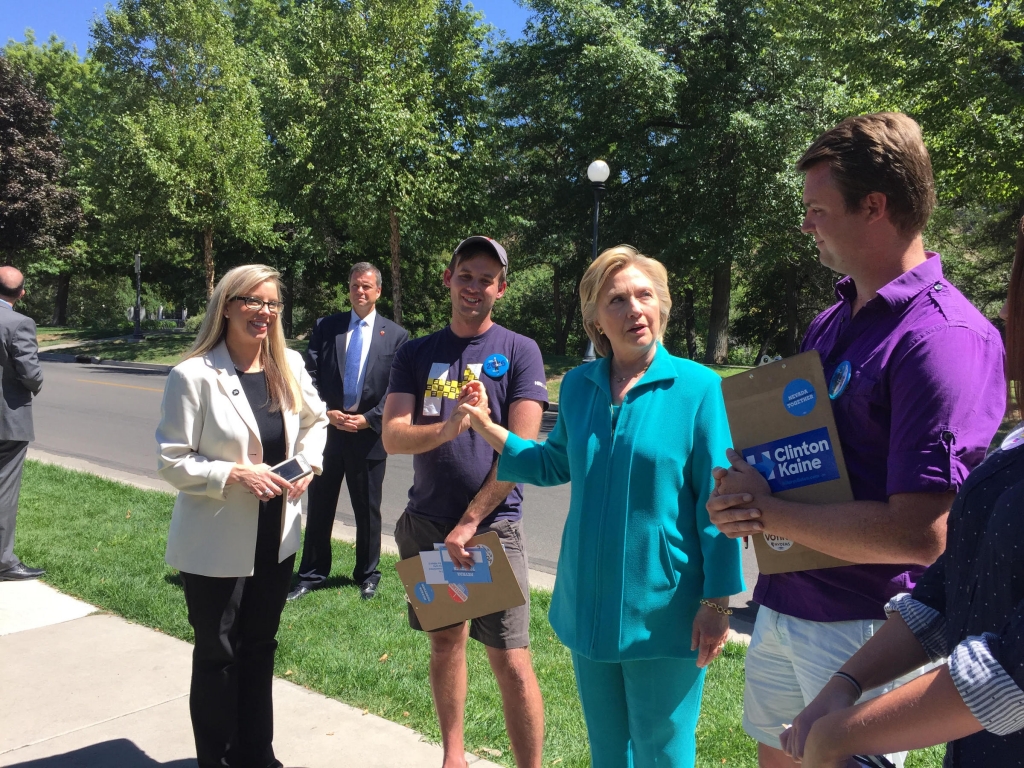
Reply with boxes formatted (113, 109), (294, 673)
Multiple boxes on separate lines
(156, 264), (327, 768)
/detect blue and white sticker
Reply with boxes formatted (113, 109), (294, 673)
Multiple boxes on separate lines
(414, 582), (434, 604)
(783, 379), (817, 417)
(483, 353), (509, 378)
(829, 361), (852, 400)
(743, 427), (841, 493)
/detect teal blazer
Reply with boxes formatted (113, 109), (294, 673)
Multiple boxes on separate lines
(499, 343), (744, 662)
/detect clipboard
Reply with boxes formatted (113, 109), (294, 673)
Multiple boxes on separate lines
(720, 350), (854, 574)
(395, 531), (526, 631)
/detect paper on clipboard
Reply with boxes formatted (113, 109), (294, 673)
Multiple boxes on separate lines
(397, 532), (524, 631)
(720, 350), (854, 574)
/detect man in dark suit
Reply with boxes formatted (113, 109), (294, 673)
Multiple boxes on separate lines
(0, 266), (45, 581)
(288, 262), (408, 601)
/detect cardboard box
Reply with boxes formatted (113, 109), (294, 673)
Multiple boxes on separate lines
(395, 531), (526, 631)
(720, 350), (854, 574)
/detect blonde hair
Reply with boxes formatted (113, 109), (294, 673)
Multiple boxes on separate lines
(186, 264), (301, 413)
(580, 246), (672, 358)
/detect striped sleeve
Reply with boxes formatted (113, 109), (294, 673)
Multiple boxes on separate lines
(885, 593), (949, 661)
(950, 634), (1024, 736)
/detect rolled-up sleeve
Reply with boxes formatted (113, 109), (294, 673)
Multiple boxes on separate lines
(886, 592), (949, 662)
(156, 368), (233, 499)
(950, 632), (1024, 736)
(887, 325), (1005, 496)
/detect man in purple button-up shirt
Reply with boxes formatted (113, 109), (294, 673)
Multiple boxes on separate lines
(709, 113), (1006, 768)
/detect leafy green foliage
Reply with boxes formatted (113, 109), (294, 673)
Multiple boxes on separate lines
(0, 54), (82, 261)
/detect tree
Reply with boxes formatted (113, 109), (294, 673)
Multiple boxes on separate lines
(91, 0), (279, 299)
(0, 54), (82, 272)
(4, 33), (102, 324)
(247, 0), (493, 329)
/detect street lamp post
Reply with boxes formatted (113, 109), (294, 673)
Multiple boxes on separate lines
(583, 159), (610, 362)
(133, 251), (143, 341)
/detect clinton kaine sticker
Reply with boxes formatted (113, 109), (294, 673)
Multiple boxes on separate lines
(743, 427), (841, 493)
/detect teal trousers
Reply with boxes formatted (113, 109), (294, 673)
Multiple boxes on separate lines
(571, 653), (707, 768)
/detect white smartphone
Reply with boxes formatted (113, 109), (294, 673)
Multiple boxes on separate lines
(270, 454), (313, 483)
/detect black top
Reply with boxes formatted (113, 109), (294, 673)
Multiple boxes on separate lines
(236, 369), (286, 466)
(912, 439), (1024, 766)
(236, 369), (286, 565)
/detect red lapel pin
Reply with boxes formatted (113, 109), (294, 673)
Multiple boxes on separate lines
(380, 330), (385, 335)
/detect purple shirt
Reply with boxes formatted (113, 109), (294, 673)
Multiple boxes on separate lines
(754, 254), (1006, 621)
(388, 323), (549, 525)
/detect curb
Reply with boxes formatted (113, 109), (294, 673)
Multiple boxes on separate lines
(39, 352), (174, 373)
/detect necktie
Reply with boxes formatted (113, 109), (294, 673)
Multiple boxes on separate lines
(343, 320), (364, 411)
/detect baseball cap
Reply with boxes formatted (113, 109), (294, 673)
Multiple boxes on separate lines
(453, 236), (508, 268)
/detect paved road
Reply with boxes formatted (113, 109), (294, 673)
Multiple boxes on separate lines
(32, 359), (760, 610)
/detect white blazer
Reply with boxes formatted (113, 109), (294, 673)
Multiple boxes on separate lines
(157, 342), (328, 577)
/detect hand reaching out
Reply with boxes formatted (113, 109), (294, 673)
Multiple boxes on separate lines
(457, 380), (493, 430)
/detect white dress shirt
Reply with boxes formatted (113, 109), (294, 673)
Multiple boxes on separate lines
(344, 308), (375, 411)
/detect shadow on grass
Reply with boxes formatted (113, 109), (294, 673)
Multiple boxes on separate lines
(5, 739), (196, 767)
(163, 572), (184, 590)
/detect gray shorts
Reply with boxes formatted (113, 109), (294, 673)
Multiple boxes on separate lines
(394, 512), (532, 649)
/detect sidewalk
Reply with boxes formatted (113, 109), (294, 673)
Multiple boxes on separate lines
(0, 579), (504, 768)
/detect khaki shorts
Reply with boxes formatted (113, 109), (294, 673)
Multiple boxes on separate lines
(394, 512), (531, 649)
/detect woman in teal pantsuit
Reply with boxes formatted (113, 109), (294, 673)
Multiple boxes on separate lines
(458, 246), (745, 767)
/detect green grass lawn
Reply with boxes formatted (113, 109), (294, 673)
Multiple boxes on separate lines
(543, 355), (750, 403)
(58, 334), (307, 365)
(14, 461), (944, 767)
(36, 326), (129, 347)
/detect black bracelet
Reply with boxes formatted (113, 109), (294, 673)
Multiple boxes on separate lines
(831, 671), (863, 698)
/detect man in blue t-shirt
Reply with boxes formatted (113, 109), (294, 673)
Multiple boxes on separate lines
(383, 236), (549, 768)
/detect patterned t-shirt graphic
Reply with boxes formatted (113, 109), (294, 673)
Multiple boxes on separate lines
(423, 364), (481, 416)
(389, 324), (549, 525)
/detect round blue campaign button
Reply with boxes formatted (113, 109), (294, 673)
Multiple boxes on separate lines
(484, 354), (509, 378)
(414, 582), (434, 604)
(782, 378), (817, 416)
(829, 361), (852, 400)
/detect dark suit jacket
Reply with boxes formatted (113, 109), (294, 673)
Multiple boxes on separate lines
(0, 303), (43, 442)
(305, 310), (408, 461)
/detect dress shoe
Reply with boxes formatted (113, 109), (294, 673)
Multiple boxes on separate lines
(359, 581), (378, 600)
(0, 562), (45, 581)
(286, 584), (314, 602)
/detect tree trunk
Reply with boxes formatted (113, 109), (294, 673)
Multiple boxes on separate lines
(552, 265), (567, 355)
(203, 225), (215, 301)
(703, 258), (732, 364)
(683, 286), (697, 360)
(389, 208), (403, 326)
(51, 271), (70, 326)
(780, 264), (800, 357)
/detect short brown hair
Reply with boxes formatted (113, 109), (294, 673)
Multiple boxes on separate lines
(797, 112), (936, 235)
(580, 246), (671, 358)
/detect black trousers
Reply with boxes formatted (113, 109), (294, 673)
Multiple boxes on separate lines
(296, 428), (386, 589)
(180, 499), (293, 768)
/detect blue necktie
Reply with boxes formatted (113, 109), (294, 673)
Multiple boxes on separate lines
(343, 320), (364, 411)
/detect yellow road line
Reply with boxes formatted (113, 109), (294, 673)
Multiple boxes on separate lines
(75, 378), (164, 393)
